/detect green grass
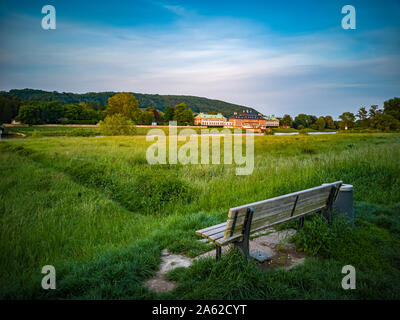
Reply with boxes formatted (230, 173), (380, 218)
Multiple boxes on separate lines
(269, 127), (338, 134)
(6, 125), (245, 137)
(0, 133), (399, 299)
(6, 125), (101, 137)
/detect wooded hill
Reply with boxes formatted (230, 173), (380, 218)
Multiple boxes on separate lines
(2, 89), (257, 116)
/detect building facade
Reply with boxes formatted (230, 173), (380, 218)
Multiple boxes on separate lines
(195, 109), (279, 131)
(194, 113), (226, 127)
(263, 116), (280, 128)
(227, 113), (266, 129)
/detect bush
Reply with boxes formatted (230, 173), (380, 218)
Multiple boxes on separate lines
(292, 213), (397, 271)
(98, 114), (136, 136)
(293, 214), (337, 255)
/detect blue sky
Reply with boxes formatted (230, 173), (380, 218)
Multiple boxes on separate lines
(0, 0), (399, 117)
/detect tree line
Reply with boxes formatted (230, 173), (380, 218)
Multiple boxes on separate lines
(2, 88), (253, 116)
(101, 92), (194, 126)
(0, 92), (195, 126)
(279, 97), (400, 132)
(1, 91), (399, 132)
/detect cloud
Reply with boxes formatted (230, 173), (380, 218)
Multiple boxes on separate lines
(161, 4), (189, 16)
(0, 10), (399, 118)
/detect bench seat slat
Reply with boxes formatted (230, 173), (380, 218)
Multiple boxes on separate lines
(201, 225), (227, 237)
(208, 231), (226, 242)
(195, 222), (226, 236)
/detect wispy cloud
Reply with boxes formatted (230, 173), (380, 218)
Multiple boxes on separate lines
(162, 4), (189, 16)
(0, 7), (399, 118)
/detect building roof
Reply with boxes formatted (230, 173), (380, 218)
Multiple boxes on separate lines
(263, 116), (278, 121)
(195, 113), (226, 119)
(229, 114), (264, 120)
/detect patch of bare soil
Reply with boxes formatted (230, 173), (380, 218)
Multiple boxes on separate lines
(257, 242), (306, 270)
(144, 249), (193, 293)
(251, 229), (306, 270)
(196, 228), (306, 270)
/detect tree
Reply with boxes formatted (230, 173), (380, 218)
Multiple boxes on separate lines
(308, 115), (317, 125)
(87, 101), (103, 111)
(368, 105), (382, 119)
(63, 103), (82, 120)
(356, 107), (369, 128)
(81, 103), (104, 122)
(183, 108), (194, 125)
(339, 112), (355, 130)
(163, 105), (174, 123)
(105, 92), (140, 122)
(98, 114), (136, 136)
(383, 97), (400, 121)
(40, 101), (63, 124)
(62, 103), (103, 123)
(173, 103), (188, 125)
(280, 114), (293, 127)
(139, 108), (155, 125)
(324, 116), (336, 129)
(371, 113), (400, 131)
(316, 116), (326, 131)
(0, 94), (21, 123)
(17, 103), (41, 125)
(356, 107), (368, 121)
(152, 109), (163, 123)
(295, 114), (311, 128)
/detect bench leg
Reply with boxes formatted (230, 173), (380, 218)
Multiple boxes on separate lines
(298, 217), (304, 230)
(321, 207), (333, 227)
(233, 207), (254, 262)
(323, 186), (336, 227)
(216, 245), (222, 260)
(327, 207), (333, 227)
(234, 238), (251, 261)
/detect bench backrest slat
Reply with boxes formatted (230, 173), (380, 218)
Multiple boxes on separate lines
(224, 181), (342, 238)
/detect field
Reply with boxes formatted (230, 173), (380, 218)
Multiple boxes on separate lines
(4, 125), (246, 137)
(0, 131), (399, 299)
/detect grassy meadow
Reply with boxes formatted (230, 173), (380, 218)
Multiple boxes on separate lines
(5, 125), (246, 137)
(0, 130), (399, 299)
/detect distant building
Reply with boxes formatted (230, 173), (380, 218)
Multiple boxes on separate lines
(263, 116), (279, 128)
(194, 113), (226, 127)
(195, 109), (279, 131)
(226, 109), (266, 130)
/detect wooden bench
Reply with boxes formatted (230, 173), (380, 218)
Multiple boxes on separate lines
(196, 181), (343, 260)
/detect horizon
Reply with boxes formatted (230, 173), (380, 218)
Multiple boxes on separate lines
(0, 0), (399, 118)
